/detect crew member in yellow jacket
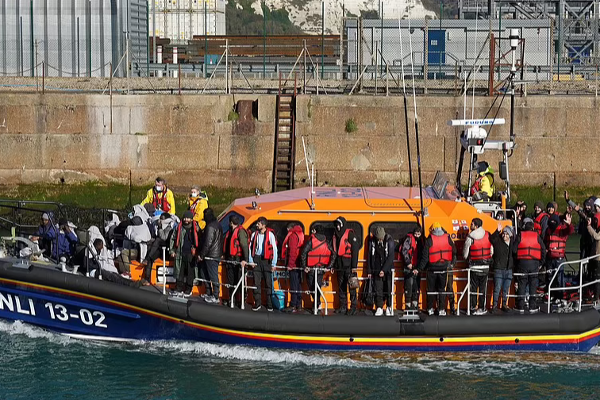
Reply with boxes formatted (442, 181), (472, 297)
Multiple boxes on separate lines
(189, 185), (209, 229)
(470, 162), (495, 201)
(141, 177), (176, 215)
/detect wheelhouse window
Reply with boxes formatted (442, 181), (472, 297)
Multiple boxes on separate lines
(248, 219), (305, 258)
(309, 220), (364, 250)
(218, 211), (245, 234)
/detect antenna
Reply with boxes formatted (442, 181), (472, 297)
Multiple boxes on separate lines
(472, 1), (478, 120)
(397, 17), (413, 186)
(302, 136), (315, 210)
(407, 19), (425, 230)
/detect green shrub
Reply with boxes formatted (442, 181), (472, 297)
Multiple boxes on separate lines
(345, 118), (358, 133)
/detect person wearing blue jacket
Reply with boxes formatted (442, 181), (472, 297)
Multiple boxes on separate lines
(51, 218), (79, 261)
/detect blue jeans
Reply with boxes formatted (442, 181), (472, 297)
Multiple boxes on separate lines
(493, 269), (513, 308)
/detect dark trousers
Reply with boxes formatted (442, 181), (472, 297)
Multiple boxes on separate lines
(547, 257), (566, 300)
(516, 264), (540, 310)
(445, 270), (455, 310)
(307, 270), (324, 309)
(374, 272), (392, 309)
(337, 268), (357, 310)
(200, 259), (220, 298)
(225, 259), (241, 304)
(289, 268), (302, 308)
(470, 267), (489, 310)
(426, 269), (448, 310)
(253, 256), (273, 308)
(143, 238), (168, 280)
(404, 271), (420, 307)
(176, 252), (195, 292)
(590, 260), (600, 301)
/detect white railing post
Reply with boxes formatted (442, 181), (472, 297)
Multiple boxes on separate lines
(161, 246), (167, 295)
(579, 260), (585, 313)
(467, 268), (471, 315)
(241, 263), (245, 310)
(391, 268), (395, 316)
(314, 269), (318, 315)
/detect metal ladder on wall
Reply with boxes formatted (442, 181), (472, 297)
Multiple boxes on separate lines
(272, 73), (297, 192)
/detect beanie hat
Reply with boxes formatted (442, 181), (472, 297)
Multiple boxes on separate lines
(41, 213), (49, 220)
(534, 201), (544, 210)
(335, 216), (347, 229)
(546, 202), (555, 210)
(375, 226), (386, 240)
(502, 226), (514, 238)
(523, 217), (534, 225)
(183, 210), (194, 220)
(548, 214), (560, 230)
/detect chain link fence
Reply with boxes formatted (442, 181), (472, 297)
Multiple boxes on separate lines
(1, 10), (599, 95)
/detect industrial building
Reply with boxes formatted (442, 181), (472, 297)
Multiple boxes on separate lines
(0, 0), (148, 78)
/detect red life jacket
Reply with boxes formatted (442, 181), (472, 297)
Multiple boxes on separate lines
(533, 212), (548, 236)
(153, 187), (171, 213)
(174, 221), (199, 252)
(469, 231), (492, 262)
(517, 231), (542, 261)
(251, 228), (276, 261)
(406, 233), (419, 266)
(189, 197), (201, 214)
(428, 233), (453, 264)
(333, 229), (354, 258)
(223, 226), (247, 258)
(306, 235), (332, 267)
(281, 229), (305, 261)
(594, 212), (600, 230)
(545, 228), (568, 259)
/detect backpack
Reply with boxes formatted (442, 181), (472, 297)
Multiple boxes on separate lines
(362, 277), (375, 309)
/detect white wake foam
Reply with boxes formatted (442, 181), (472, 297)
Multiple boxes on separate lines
(1, 319), (600, 374)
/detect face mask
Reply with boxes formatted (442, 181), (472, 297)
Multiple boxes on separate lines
(191, 192), (198, 198)
(155, 185), (163, 192)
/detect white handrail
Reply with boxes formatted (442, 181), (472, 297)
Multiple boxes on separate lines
(547, 253), (600, 313)
(161, 247), (167, 295)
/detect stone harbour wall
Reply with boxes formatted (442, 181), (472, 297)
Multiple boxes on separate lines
(0, 93), (598, 190)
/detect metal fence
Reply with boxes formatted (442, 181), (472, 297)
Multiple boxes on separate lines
(1, 12), (600, 95)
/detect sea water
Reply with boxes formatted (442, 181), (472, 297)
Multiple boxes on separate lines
(0, 320), (599, 400)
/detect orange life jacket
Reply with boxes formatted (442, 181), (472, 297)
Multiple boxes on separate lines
(174, 221), (199, 253)
(406, 233), (419, 266)
(517, 231), (542, 261)
(223, 226), (247, 258)
(334, 229), (354, 258)
(428, 233), (453, 264)
(306, 235), (332, 268)
(251, 228), (276, 261)
(533, 212), (548, 236)
(545, 229), (567, 259)
(281, 229), (305, 261)
(153, 187), (171, 212)
(469, 231), (492, 262)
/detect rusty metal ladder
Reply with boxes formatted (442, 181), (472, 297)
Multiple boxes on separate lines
(272, 73), (297, 192)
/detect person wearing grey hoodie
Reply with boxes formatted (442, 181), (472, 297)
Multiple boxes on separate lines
(142, 213), (175, 281)
(463, 218), (494, 315)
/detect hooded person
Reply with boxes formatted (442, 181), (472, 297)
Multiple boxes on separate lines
(51, 217), (79, 261)
(463, 218), (494, 315)
(169, 210), (199, 295)
(513, 219), (546, 313)
(401, 225), (423, 311)
(197, 208), (223, 304)
(142, 213), (175, 281)
(31, 212), (58, 257)
(544, 212), (573, 301)
(533, 201), (549, 239)
(490, 224), (516, 312)
(368, 226), (396, 317)
(332, 216), (360, 315)
(88, 239), (146, 287)
(188, 185), (209, 230)
(120, 214), (152, 273)
(85, 226), (118, 276)
(282, 222), (305, 312)
(222, 215), (249, 308)
(587, 208), (600, 304)
(301, 224), (336, 312)
(418, 222), (457, 316)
